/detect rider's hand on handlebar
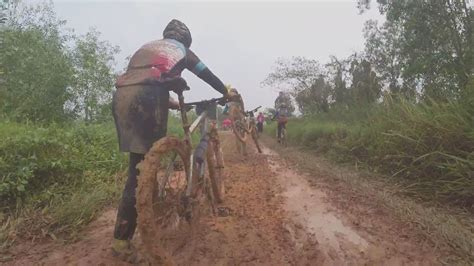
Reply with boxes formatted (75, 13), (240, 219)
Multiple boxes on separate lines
(218, 92), (231, 106)
(218, 98), (227, 106)
(168, 97), (180, 110)
(180, 105), (194, 112)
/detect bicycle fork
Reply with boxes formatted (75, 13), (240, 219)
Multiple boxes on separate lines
(184, 110), (210, 221)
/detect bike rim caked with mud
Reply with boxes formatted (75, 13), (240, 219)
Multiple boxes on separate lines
(136, 137), (194, 263)
(232, 119), (248, 142)
(207, 138), (225, 203)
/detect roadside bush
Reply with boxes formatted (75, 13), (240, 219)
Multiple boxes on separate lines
(0, 121), (127, 243)
(0, 122), (125, 206)
(0, 115), (190, 244)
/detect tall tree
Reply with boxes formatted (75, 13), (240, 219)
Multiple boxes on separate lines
(348, 55), (382, 105)
(326, 56), (349, 106)
(363, 20), (406, 95)
(0, 1), (74, 122)
(0, 0), (11, 24)
(293, 75), (331, 114)
(69, 29), (120, 122)
(263, 57), (322, 115)
(359, 0), (473, 100)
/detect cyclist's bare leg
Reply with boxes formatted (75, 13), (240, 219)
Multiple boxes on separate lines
(277, 122), (283, 142)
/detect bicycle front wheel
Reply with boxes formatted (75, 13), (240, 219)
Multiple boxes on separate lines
(136, 136), (192, 264)
(207, 130), (226, 203)
(281, 127), (287, 147)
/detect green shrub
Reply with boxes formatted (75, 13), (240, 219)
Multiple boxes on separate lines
(0, 122), (126, 206)
(0, 114), (193, 243)
(0, 121), (128, 243)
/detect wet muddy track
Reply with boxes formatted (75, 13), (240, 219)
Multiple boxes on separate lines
(5, 132), (441, 265)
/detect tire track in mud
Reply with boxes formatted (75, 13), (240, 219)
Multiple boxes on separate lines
(171, 132), (321, 265)
(5, 132), (439, 265)
(259, 137), (441, 265)
(263, 146), (369, 264)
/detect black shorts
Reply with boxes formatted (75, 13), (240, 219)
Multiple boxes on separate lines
(112, 85), (169, 154)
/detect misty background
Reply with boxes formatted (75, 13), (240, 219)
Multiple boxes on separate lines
(52, 0), (383, 109)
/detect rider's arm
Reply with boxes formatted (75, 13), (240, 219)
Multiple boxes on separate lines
(185, 49), (227, 95)
(272, 111), (279, 120)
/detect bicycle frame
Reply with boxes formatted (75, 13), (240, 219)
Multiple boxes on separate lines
(244, 106), (261, 133)
(162, 89), (222, 200)
(185, 109), (210, 197)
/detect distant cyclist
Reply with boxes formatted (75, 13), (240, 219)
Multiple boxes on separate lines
(256, 112), (265, 133)
(223, 86), (245, 118)
(273, 91), (290, 143)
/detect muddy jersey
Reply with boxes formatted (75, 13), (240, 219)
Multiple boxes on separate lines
(116, 39), (226, 94)
(274, 96), (290, 117)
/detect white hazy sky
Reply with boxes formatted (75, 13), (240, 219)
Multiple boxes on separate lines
(52, 0), (383, 109)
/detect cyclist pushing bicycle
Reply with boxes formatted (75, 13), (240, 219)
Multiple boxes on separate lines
(111, 19), (237, 262)
(273, 91), (290, 143)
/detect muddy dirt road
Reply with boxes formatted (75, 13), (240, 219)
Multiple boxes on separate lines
(6, 132), (442, 265)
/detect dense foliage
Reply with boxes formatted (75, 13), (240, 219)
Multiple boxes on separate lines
(0, 1), (119, 123)
(0, 1), (124, 243)
(264, 0), (474, 208)
(0, 122), (125, 205)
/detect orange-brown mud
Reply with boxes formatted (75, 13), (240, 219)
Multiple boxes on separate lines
(4, 132), (441, 265)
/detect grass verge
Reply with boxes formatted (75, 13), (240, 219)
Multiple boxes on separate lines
(263, 136), (474, 264)
(0, 114), (186, 249)
(265, 97), (474, 210)
(0, 121), (127, 249)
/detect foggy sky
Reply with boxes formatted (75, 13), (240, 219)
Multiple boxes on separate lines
(53, 0), (383, 110)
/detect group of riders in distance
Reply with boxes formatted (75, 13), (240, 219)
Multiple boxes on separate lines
(110, 19), (289, 263)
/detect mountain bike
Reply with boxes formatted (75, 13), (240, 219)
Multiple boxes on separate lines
(136, 78), (229, 264)
(243, 106), (262, 153)
(228, 99), (247, 143)
(228, 98), (248, 155)
(229, 104), (263, 154)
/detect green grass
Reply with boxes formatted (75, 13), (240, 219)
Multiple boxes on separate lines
(265, 96), (474, 209)
(0, 121), (127, 246)
(0, 114), (186, 247)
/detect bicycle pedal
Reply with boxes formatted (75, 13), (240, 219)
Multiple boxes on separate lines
(216, 206), (232, 217)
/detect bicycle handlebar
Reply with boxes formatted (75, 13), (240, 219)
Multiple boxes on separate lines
(184, 97), (226, 107)
(251, 106), (262, 113)
(243, 106), (262, 116)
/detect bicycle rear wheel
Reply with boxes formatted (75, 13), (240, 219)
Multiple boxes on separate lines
(229, 106), (248, 143)
(281, 127), (287, 147)
(136, 136), (194, 264)
(207, 129), (226, 203)
(250, 127), (262, 153)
